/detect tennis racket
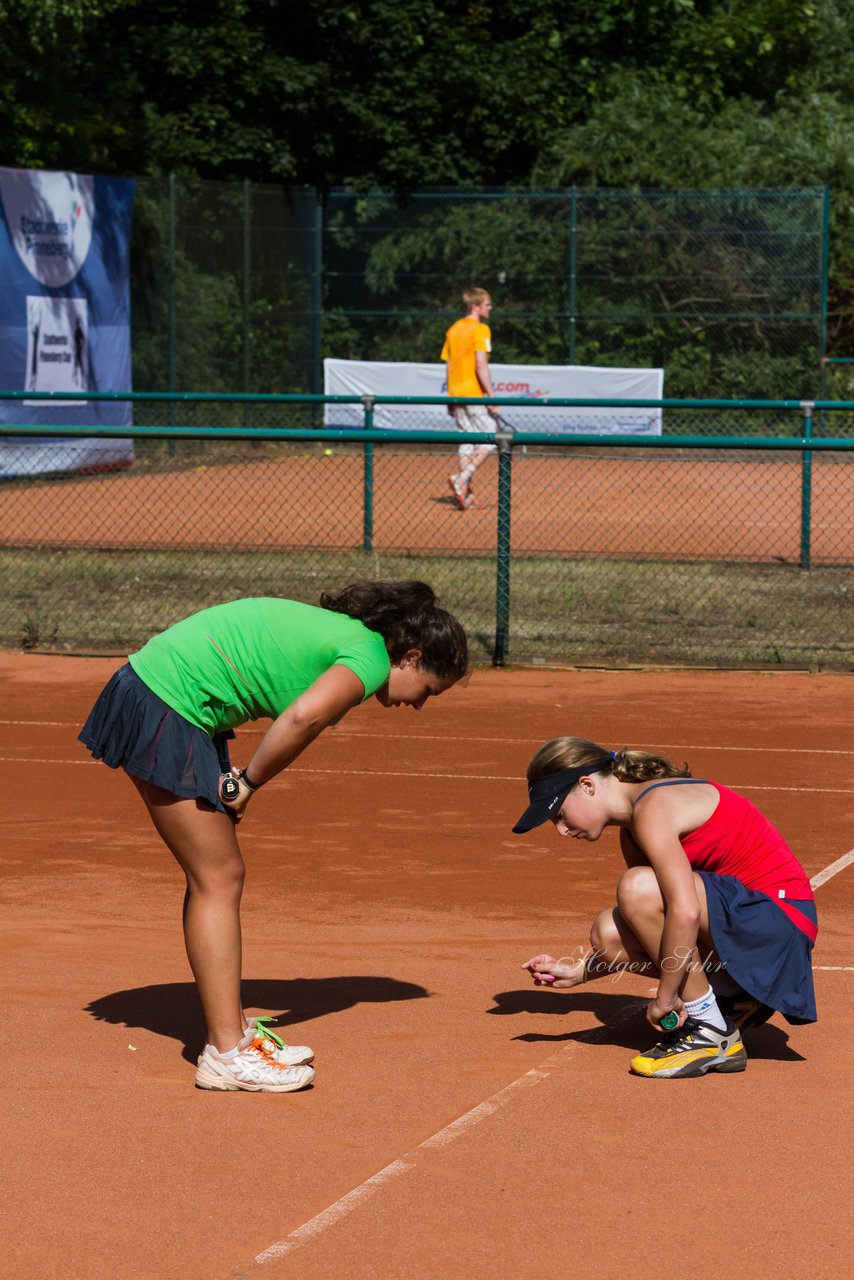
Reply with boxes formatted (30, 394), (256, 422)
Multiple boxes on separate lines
(215, 732), (241, 804)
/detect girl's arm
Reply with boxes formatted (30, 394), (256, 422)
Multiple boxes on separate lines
(248, 664), (366, 780)
(223, 665), (366, 816)
(631, 798), (701, 1021)
(620, 828), (649, 868)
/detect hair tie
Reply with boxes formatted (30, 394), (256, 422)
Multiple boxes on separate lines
(610, 751), (616, 761)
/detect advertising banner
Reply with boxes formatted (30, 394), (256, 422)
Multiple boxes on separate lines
(324, 360), (663, 433)
(0, 166), (135, 477)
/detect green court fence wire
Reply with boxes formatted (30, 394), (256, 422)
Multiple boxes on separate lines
(1, 393), (852, 670)
(130, 182), (829, 405)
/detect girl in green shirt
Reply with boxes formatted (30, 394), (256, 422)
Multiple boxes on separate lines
(80, 580), (468, 1093)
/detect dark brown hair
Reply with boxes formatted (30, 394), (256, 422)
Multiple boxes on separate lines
(320, 580), (469, 681)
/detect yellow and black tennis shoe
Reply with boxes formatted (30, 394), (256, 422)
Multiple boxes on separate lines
(630, 1017), (747, 1079)
(717, 994), (774, 1032)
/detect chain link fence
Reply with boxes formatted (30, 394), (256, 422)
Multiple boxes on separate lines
(131, 181), (828, 406)
(1, 395), (851, 669)
(323, 188), (828, 399)
(133, 178), (320, 401)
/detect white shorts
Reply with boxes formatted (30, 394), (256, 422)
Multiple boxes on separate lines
(452, 404), (497, 457)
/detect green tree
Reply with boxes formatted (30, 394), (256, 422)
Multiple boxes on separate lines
(0, 0), (831, 189)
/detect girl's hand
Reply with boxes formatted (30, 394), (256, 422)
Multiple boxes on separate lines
(646, 995), (685, 1031)
(522, 953), (586, 989)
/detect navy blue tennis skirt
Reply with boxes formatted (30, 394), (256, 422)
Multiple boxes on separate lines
(700, 871), (817, 1024)
(79, 664), (232, 812)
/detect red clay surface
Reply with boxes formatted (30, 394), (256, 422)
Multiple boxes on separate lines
(2, 654), (853, 1279)
(1, 451), (852, 562)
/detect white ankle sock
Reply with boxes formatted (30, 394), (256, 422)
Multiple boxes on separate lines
(210, 1042), (241, 1059)
(685, 986), (727, 1031)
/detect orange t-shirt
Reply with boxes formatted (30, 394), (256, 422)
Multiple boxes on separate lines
(441, 316), (492, 397)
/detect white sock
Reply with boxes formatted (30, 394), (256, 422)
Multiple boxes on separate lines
(210, 1042), (241, 1059)
(685, 986), (727, 1032)
(459, 463), (475, 484)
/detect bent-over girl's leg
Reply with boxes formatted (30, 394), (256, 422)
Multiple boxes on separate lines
(132, 778), (246, 1052)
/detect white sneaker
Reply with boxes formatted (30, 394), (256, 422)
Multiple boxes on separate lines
(195, 1037), (315, 1092)
(447, 473), (468, 510)
(245, 1016), (314, 1066)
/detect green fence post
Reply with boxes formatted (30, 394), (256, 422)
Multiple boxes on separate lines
(167, 172), (176, 432)
(800, 400), (814, 570)
(568, 185), (578, 365)
(242, 178), (251, 429)
(492, 425), (514, 666)
(361, 395), (375, 553)
(818, 185), (830, 407)
(310, 196), (323, 423)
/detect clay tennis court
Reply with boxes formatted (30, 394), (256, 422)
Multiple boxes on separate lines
(2, 449), (852, 562)
(3, 653), (853, 1279)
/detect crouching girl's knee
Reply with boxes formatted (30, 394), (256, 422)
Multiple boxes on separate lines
(615, 865), (660, 916)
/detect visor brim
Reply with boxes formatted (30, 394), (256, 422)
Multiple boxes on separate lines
(512, 797), (564, 833)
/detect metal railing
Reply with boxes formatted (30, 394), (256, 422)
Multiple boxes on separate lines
(1, 392), (852, 668)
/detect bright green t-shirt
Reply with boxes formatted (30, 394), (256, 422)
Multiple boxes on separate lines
(128, 598), (391, 734)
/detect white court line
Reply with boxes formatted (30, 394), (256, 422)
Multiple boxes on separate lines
(3, 720), (854, 757)
(248, 1000), (647, 1269)
(810, 848), (854, 890)
(304, 734), (854, 757)
(241, 844), (854, 1271)
(5, 719), (852, 1262)
(5, 756), (854, 796)
(741, 786), (854, 795)
(0, 720), (71, 727)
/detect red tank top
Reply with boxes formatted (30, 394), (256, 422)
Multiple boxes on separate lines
(635, 780), (814, 920)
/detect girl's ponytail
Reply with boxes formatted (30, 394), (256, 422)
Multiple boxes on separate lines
(611, 746), (690, 783)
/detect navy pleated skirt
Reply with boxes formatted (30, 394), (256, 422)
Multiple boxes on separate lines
(79, 663), (232, 812)
(700, 871), (817, 1024)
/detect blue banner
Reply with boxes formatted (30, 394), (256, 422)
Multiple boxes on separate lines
(0, 166), (135, 476)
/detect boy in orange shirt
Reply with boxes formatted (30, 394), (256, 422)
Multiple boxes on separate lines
(441, 287), (498, 509)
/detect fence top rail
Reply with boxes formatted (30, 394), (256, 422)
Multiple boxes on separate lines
(2, 423), (852, 450)
(2, 391), (854, 411)
(327, 186), (825, 201)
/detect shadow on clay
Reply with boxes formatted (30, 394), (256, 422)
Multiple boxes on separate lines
(487, 988), (806, 1061)
(85, 976), (429, 1064)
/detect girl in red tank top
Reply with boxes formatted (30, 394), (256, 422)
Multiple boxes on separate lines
(512, 736), (817, 1080)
